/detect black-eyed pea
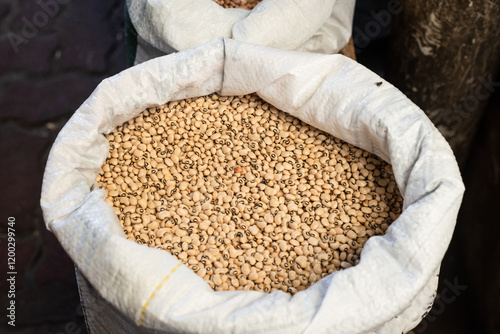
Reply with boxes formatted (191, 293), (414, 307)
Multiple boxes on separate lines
(99, 93), (403, 295)
(346, 230), (357, 240)
(248, 272), (258, 281)
(313, 263), (322, 275)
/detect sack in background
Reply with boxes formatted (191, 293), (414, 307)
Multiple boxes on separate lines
(125, 0), (355, 65)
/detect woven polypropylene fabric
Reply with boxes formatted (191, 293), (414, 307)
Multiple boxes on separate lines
(42, 38), (464, 334)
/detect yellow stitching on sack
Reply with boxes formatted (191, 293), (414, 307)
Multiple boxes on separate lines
(139, 263), (182, 327)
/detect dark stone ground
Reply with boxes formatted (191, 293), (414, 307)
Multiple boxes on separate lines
(0, 0), (127, 333)
(0, 0), (497, 333)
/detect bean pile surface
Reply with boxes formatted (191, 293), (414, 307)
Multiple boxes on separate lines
(97, 94), (403, 294)
(213, 0), (261, 10)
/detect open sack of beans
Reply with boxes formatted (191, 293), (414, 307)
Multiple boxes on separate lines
(126, 0), (354, 64)
(41, 38), (464, 333)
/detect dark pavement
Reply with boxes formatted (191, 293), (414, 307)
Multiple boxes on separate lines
(0, 1), (127, 332)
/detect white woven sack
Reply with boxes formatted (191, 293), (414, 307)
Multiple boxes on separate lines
(41, 38), (464, 334)
(127, 0), (354, 64)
